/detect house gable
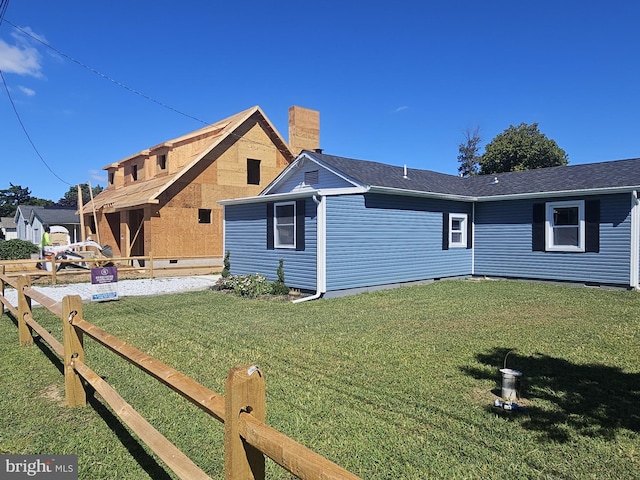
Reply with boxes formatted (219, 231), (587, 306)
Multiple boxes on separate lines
(263, 153), (360, 195)
(87, 105), (317, 258)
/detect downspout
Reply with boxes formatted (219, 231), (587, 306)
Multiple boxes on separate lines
(471, 202), (475, 276)
(630, 190), (639, 289)
(293, 194), (326, 303)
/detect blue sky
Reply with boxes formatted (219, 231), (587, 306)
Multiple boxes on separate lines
(1, 0), (639, 201)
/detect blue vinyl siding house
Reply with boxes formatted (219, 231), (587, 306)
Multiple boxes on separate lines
(220, 151), (640, 299)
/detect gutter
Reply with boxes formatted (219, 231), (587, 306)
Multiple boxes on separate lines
(292, 194), (326, 303)
(630, 191), (640, 289)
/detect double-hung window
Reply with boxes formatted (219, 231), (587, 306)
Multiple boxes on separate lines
(449, 214), (468, 248)
(274, 202), (296, 248)
(545, 200), (585, 252)
(267, 200), (305, 250)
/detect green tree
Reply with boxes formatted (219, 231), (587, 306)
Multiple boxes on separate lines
(457, 126), (482, 177)
(57, 184), (104, 207)
(0, 184), (32, 217)
(480, 122), (568, 174)
(28, 197), (55, 207)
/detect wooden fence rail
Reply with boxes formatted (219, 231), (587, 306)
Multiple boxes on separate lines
(0, 269), (361, 480)
(0, 253), (222, 285)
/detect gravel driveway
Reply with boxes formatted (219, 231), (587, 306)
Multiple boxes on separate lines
(2, 275), (220, 307)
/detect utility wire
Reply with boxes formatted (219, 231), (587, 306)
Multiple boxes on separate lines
(5, 19), (211, 126)
(0, 69), (73, 185)
(2, 18), (297, 178)
(1, 1), (72, 187)
(0, 0), (9, 26)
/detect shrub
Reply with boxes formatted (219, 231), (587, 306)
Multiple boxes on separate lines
(271, 259), (289, 295)
(0, 239), (39, 260)
(221, 251), (231, 278)
(215, 273), (272, 298)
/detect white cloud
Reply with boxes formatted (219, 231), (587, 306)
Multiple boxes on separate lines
(18, 85), (36, 96)
(395, 106), (409, 113)
(89, 170), (107, 184)
(0, 27), (45, 78)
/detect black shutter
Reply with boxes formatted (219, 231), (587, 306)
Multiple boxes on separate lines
(442, 212), (449, 250)
(585, 199), (600, 253)
(466, 213), (473, 249)
(266, 203), (274, 250)
(532, 203), (545, 251)
(296, 199), (305, 251)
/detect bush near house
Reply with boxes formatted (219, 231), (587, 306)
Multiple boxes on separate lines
(0, 239), (39, 260)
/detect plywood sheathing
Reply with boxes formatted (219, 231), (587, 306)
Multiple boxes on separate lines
(288, 106), (320, 155)
(85, 105), (310, 258)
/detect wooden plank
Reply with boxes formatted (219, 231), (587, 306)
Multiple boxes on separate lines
(238, 414), (361, 480)
(1, 265), (4, 314)
(72, 359), (211, 480)
(24, 313), (63, 357)
(17, 276), (33, 346)
(63, 295), (86, 407)
(0, 295), (18, 317)
(224, 365), (265, 480)
(73, 318), (225, 422)
(22, 286), (63, 317)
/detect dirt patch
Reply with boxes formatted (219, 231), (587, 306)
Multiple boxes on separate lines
(39, 384), (65, 406)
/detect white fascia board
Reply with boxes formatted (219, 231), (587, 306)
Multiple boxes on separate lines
(367, 186), (473, 202)
(219, 186), (370, 206)
(475, 186), (640, 202)
(218, 190), (320, 206)
(316, 186), (369, 196)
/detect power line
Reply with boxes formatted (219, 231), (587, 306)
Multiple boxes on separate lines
(2, 18), (296, 175)
(5, 19), (211, 126)
(0, 0), (9, 26)
(1, 3), (73, 188)
(0, 69), (73, 186)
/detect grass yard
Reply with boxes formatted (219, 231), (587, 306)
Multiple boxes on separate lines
(1, 279), (639, 479)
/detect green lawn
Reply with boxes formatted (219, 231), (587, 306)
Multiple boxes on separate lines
(1, 280), (639, 479)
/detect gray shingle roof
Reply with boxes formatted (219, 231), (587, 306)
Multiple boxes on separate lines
(30, 206), (80, 225)
(0, 217), (17, 229)
(307, 151), (640, 199)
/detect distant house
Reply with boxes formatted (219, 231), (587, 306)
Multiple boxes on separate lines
(14, 205), (81, 245)
(84, 105), (319, 259)
(0, 216), (17, 240)
(220, 151), (640, 298)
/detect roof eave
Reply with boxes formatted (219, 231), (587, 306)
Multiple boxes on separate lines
(368, 186), (474, 202)
(475, 185), (640, 202)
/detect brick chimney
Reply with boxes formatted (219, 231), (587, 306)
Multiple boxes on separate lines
(288, 106), (320, 156)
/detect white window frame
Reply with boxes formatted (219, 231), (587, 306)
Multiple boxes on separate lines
(449, 213), (468, 248)
(545, 200), (585, 252)
(274, 201), (296, 249)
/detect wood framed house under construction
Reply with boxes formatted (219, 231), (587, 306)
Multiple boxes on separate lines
(84, 105), (319, 260)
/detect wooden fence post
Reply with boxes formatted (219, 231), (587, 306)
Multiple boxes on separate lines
(62, 295), (86, 407)
(17, 275), (33, 346)
(50, 257), (57, 285)
(224, 365), (266, 480)
(1, 265), (5, 315)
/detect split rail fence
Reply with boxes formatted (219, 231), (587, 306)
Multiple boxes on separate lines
(0, 267), (360, 480)
(0, 253), (221, 285)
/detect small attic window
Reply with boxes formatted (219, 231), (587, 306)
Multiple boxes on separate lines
(158, 154), (167, 171)
(108, 171), (114, 185)
(198, 209), (211, 224)
(132, 165), (138, 181)
(304, 170), (319, 186)
(247, 159), (261, 185)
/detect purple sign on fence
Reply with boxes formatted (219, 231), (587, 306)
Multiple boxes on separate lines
(91, 266), (118, 301)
